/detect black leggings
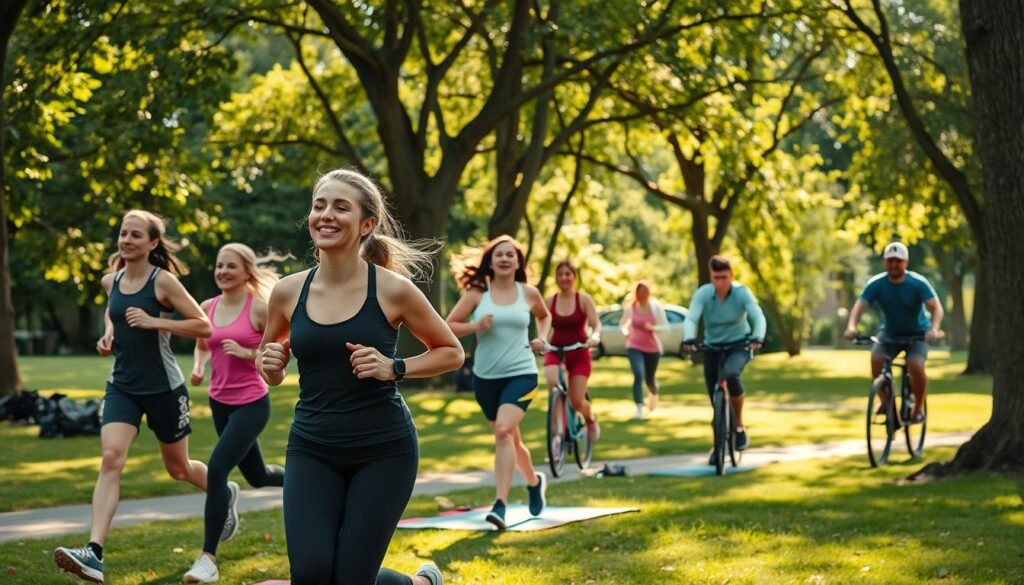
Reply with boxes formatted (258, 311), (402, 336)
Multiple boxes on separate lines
(203, 395), (284, 554)
(702, 347), (751, 399)
(284, 432), (418, 585)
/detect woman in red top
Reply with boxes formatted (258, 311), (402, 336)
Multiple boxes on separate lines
(543, 260), (602, 440)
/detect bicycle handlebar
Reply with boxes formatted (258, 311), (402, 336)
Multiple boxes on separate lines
(852, 334), (926, 346)
(690, 340), (754, 353)
(543, 341), (590, 353)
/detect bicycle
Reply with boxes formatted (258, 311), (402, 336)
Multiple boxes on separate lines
(694, 340), (753, 476)
(854, 334), (927, 467)
(543, 341), (594, 478)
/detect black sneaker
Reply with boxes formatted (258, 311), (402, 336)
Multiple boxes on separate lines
(220, 481), (240, 541)
(735, 428), (750, 451)
(53, 545), (104, 583)
(485, 500), (507, 530)
(708, 450), (716, 466)
(527, 472), (547, 516)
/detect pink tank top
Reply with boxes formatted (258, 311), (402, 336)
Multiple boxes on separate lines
(206, 295), (268, 405)
(626, 306), (660, 353)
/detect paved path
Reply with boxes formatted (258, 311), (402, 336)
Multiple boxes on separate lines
(0, 431), (974, 543)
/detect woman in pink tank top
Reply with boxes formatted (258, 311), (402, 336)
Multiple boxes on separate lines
(184, 243), (290, 583)
(620, 281), (669, 420)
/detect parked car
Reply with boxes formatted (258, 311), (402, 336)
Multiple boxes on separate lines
(592, 304), (689, 359)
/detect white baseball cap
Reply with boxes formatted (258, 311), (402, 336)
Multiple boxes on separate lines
(883, 241), (909, 260)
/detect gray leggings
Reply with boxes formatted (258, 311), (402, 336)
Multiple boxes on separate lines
(284, 432), (418, 585)
(627, 348), (660, 404)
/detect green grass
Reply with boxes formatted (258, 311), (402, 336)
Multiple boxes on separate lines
(1, 350), (994, 512)
(1, 447), (1021, 584)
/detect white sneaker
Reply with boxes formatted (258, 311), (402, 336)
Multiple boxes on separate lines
(634, 403), (644, 420)
(415, 562), (443, 585)
(183, 554), (219, 583)
(647, 392), (659, 413)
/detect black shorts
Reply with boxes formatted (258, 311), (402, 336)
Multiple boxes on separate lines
(473, 374), (538, 422)
(100, 383), (192, 443)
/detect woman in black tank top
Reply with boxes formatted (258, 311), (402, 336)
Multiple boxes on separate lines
(53, 210), (212, 584)
(258, 169), (463, 585)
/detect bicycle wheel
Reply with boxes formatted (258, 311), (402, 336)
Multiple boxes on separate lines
(547, 389), (567, 477)
(712, 388), (727, 476)
(573, 410), (593, 470)
(904, 393), (927, 458)
(866, 376), (895, 467)
(727, 399), (741, 467)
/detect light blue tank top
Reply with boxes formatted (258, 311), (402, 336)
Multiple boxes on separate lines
(472, 283), (538, 379)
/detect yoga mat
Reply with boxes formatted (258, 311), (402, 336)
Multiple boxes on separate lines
(397, 504), (638, 531)
(647, 464), (756, 477)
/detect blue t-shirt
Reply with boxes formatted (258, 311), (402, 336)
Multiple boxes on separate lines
(683, 282), (767, 344)
(859, 271), (937, 337)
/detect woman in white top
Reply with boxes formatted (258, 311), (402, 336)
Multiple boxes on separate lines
(446, 236), (551, 530)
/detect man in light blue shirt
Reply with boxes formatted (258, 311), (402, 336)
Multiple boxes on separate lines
(844, 241), (944, 423)
(683, 256), (767, 452)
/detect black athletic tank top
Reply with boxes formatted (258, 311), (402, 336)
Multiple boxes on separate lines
(107, 267), (185, 394)
(289, 263), (414, 447)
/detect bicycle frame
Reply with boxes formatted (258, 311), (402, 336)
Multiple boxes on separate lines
(544, 341), (591, 477)
(856, 334), (927, 466)
(696, 340), (752, 476)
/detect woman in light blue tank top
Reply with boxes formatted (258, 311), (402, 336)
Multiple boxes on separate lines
(447, 236), (552, 530)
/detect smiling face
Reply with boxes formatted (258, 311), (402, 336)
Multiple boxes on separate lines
(556, 264), (577, 292)
(490, 241), (521, 278)
(214, 249), (249, 293)
(117, 215), (159, 263)
(308, 180), (375, 252)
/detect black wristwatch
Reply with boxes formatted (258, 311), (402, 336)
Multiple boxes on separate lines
(392, 357), (406, 382)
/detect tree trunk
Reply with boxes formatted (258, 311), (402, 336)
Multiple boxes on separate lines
(0, 0), (29, 396)
(691, 211), (715, 286)
(947, 270), (968, 351)
(77, 304), (95, 353)
(919, 0), (1024, 476)
(932, 246), (969, 350)
(964, 259), (993, 373)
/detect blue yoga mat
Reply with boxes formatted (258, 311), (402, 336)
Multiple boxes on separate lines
(398, 504), (639, 531)
(647, 464), (756, 477)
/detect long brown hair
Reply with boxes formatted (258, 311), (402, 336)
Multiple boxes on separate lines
(311, 169), (439, 281)
(452, 235), (530, 291)
(106, 210), (188, 276)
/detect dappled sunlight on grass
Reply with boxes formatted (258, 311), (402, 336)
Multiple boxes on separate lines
(2, 351), (997, 512)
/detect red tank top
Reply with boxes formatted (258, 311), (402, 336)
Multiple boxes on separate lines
(550, 292), (588, 346)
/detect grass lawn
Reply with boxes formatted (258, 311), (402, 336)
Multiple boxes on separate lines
(1, 350), (995, 512)
(1, 447), (1021, 584)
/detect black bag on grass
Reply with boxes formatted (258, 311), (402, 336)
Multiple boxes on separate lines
(38, 393), (101, 438)
(0, 389), (42, 424)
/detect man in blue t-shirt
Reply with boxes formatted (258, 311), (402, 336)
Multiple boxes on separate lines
(683, 255), (767, 452)
(844, 242), (944, 423)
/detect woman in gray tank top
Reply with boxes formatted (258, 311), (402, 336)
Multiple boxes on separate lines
(53, 210), (212, 584)
(446, 236), (552, 530)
